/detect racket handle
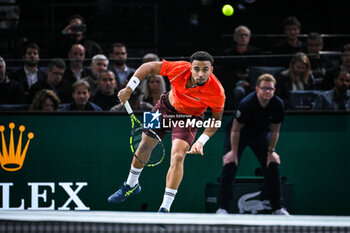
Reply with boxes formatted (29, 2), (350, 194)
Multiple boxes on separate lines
(124, 101), (133, 114)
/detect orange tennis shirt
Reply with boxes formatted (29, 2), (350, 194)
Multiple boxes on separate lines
(159, 60), (225, 116)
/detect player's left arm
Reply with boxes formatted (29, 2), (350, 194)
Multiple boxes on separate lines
(266, 123), (281, 167)
(187, 110), (223, 156)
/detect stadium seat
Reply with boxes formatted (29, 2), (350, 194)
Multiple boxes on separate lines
(289, 90), (322, 109)
(249, 66), (285, 87)
(0, 104), (29, 111)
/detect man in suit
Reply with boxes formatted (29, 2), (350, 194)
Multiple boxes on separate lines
(10, 43), (47, 98)
(108, 43), (135, 90)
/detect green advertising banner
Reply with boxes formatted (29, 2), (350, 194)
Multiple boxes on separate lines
(0, 112), (349, 215)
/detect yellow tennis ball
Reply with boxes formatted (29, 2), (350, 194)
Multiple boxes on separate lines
(222, 4), (234, 16)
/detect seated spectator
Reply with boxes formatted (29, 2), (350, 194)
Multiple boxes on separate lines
(142, 52), (170, 91)
(110, 86), (153, 112)
(141, 74), (166, 106)
(10, 43), (47, 96)
(58, 14), (103, 59)
(313, 71), (350, 110)
(82, 54), (108, 95)
(275, 52), (315, 108)
(108, 43), (135, 90)
(0, 56), (26, 104)
(29, 58), (72, 103)
(222, 25), (262, 108)
(91, 69), (119, 110)
(61, 80), (102, 111)
(63, 44), (90, 85)
(143, 53), (159, 63)
(321, 44), (350, 90)
(29, 89), (60, 111)
(273, 16), (306, 67)
(306, 32), (334, 79)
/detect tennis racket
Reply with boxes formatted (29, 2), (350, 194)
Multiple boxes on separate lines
(124, 101), (165, 167)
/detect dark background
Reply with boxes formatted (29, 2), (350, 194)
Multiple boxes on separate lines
(1, 0), (350, 60)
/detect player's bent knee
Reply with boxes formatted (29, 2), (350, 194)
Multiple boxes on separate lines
(171, 152), (186, 165)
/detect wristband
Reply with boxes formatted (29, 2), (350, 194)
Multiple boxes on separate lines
(61, 30), (67, 35)
(127, 76), (140, 91)
(197, 134), (209, 146)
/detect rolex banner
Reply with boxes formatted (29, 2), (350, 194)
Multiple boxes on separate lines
(0, 113), (350, 215)
(0, 114), (172, 212)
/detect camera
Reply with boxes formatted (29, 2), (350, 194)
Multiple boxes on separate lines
(71, 24), (86, 32)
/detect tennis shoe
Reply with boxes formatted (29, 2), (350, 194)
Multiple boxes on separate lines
(157, 208), (169, 229)
(272, 207), (290, 216)
(216, 208), (229, 214)
(158, 207), (169, 213)
(108, 182), (141, 204)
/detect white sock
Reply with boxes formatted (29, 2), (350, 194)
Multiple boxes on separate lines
(126, 166), (143, 187)
(160, 187), (177, 211)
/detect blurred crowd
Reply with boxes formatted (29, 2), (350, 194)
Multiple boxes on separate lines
(1, 15), (349, 112)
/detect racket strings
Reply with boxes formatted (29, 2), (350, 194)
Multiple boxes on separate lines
(131, 127), (165, 166)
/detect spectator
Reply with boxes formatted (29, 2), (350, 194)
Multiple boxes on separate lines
(91, 69), (119, 110)
(108, 43), (135, 89)
(29, 58), (72, 103)
(82, 54), (108, 95)
(29, 89), (60, 111)
(10, 43), (47, 95)
(223, 25), (262, 109)
(63, 44), (90, 85)
(61, 80), (102, 111)
(58, 14), (103, 59)
(143, 53), (159, 63)
(141, 74), (166, 106)
(313, 71), (350, 110)
(273, 16), (306, 67)
(0, 56), (26, 104)
(321, 44), (350, 90)
(306, 32), (334, 79)
(143, 52), (170, 91)
(275, 52), (314, 108)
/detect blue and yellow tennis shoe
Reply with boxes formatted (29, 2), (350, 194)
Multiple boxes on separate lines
(108, 182), (141, 203)
(158, 207), (169, 213)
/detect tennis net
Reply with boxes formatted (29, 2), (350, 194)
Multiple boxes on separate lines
(1, 211), (350, 233)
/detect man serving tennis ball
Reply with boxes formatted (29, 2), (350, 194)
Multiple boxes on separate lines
(108, 51), (225, 213)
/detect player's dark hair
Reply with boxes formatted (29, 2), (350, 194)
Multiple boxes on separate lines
(190, 51), (214, 65)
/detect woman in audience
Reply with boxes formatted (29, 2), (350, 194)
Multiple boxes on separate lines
(275, 52), (315, 108)
(29, 89), (60, 111)
(141, 74), (166, 106)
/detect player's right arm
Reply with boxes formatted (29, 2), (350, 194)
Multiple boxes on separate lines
(223, 119), (244, 166)
(118, 61), (163, 104)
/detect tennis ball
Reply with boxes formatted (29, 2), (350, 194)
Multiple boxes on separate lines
(222, 4), (234, 16)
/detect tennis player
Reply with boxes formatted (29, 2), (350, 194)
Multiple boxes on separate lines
(108, 51), (225, 212)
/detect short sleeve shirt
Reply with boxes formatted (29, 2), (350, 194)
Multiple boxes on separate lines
(159, 60), (225, 116)
(235, 92), (284, 136)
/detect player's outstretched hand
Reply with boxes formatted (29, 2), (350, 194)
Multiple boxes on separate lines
(187, 142), (204, 156)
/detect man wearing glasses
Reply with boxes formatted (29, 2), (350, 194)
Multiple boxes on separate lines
(29, 59), (72, 104)
(222, 25), (262, 109)
(216, 74), (290, 215)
